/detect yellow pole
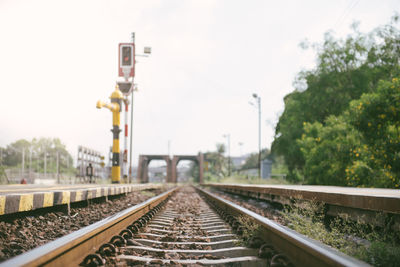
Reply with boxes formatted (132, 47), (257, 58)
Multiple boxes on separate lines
(97, 85), (123, 183)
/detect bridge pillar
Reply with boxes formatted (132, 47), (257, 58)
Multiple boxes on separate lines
(163, 156), (173, 183)
(171, 156), (179, 183)
(137, 155), (149, 183)
(137, 153), (203, 184)
(198, 152), (204, 184)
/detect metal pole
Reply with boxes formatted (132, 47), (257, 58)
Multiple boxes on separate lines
(22, 148), (25, 178)
(128, 32), (135, 184)
(228, 134), (231, 177)
(123, 98), (129, 182)
(223, 134), (231, 177)
(29, 147), (32, 180)
(57, 151), (60, 184)
(44, 149), (47, 179)
(258, 97), (261, 179)
(129, 91), (134, 183)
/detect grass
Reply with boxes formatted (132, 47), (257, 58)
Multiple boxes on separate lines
(235, 215), (262, 246)
(140, 190), (156, 197)
(282, 199), (400, 266)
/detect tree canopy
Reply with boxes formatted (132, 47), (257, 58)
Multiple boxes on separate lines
(1, 137), (74, 174)
(272, 16), (400, 188)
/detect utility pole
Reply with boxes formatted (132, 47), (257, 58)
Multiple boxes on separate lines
(29, 147), (32, 180)
(238, 142), (243, 157)
(56, 151), (60, 184)
(44, 149), (47, 179)
(223, 134), (231, 177)
(22, 148), (25, 178)
(252, 93), (261, 179)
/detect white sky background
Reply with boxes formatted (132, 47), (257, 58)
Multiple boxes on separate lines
(0, 0), (399, 166)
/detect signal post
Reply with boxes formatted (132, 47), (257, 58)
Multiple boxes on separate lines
(97, 33), (150, 183)
(118, 38), (136, 183)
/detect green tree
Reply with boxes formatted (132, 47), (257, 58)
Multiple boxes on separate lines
(204, 143), (227, 178)
(272, 16), (400, 182)
(240, 148), (270, 170)
(3, 137), (74, 174)
(299, 116), (363, 185)
(347, 78), (400, 188)
(299, 77), (400, 188)
(3, 139), (31, 167)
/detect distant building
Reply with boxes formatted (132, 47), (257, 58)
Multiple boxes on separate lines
(261, 159), (273, 179)
(230, 155), (250, 169)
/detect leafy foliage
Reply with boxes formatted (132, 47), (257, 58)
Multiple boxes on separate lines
(300, 75), (400, 188)
(272, 16), (400, 187)
(240, 148), (270, 170)
(2, 137), (74, 174)
(282, 199), (400, 266)
(203, 143), (227, 178)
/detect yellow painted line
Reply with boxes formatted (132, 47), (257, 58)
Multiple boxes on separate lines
(87, 190), (92, 199)
(96, 188), (101, 198)
(0, 186), (84, 193)
(75, 190), (82, 202)
(62, 191), (70, 204)
(0, 184), (120, 193)
(0, 196), (5, 215)
(19, 194), (34, 212)
(43, 192), (54, 207)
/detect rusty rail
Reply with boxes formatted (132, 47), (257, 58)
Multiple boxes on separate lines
(196, 186), (370, 267)
(203, 183), (400, 214)
(0, 187), (178, 267)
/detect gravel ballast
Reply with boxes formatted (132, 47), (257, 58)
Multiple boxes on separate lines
(0, 188), (164, 262)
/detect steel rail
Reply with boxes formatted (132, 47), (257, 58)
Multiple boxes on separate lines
(0, 187), (179, 267)
(203, 183), (400, 214)
(196, 186), (370, 267)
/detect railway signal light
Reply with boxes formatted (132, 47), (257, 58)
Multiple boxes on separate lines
(119, 43), (135, 78)
(121, 46), (133, 67)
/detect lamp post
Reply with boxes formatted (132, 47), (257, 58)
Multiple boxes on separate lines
(223, 134), (231, 177)
(238, 142), (243, 157)
(252, 93), (261, 179)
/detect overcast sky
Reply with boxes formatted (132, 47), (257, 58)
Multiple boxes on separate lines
(1, 0), (399, 166)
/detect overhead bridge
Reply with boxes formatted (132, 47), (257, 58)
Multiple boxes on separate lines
(137, 153), (204, 183)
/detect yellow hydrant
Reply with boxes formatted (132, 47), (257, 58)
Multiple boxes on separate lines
(97, 85), (123, 183)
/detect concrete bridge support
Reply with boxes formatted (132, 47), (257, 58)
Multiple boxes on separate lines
(137, 153), (204, 183)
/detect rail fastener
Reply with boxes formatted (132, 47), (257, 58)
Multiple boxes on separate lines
(0, 187), (179, 267)
(196, 186), (370, 267)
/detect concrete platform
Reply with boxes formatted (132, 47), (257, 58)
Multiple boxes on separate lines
(205, 183), (400, 214)
(0, 183), (163, 215)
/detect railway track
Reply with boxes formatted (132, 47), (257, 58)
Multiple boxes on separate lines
(1, 186), (369, 266)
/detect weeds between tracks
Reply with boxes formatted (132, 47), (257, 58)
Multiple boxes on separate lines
(282, 200), (400, 267)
